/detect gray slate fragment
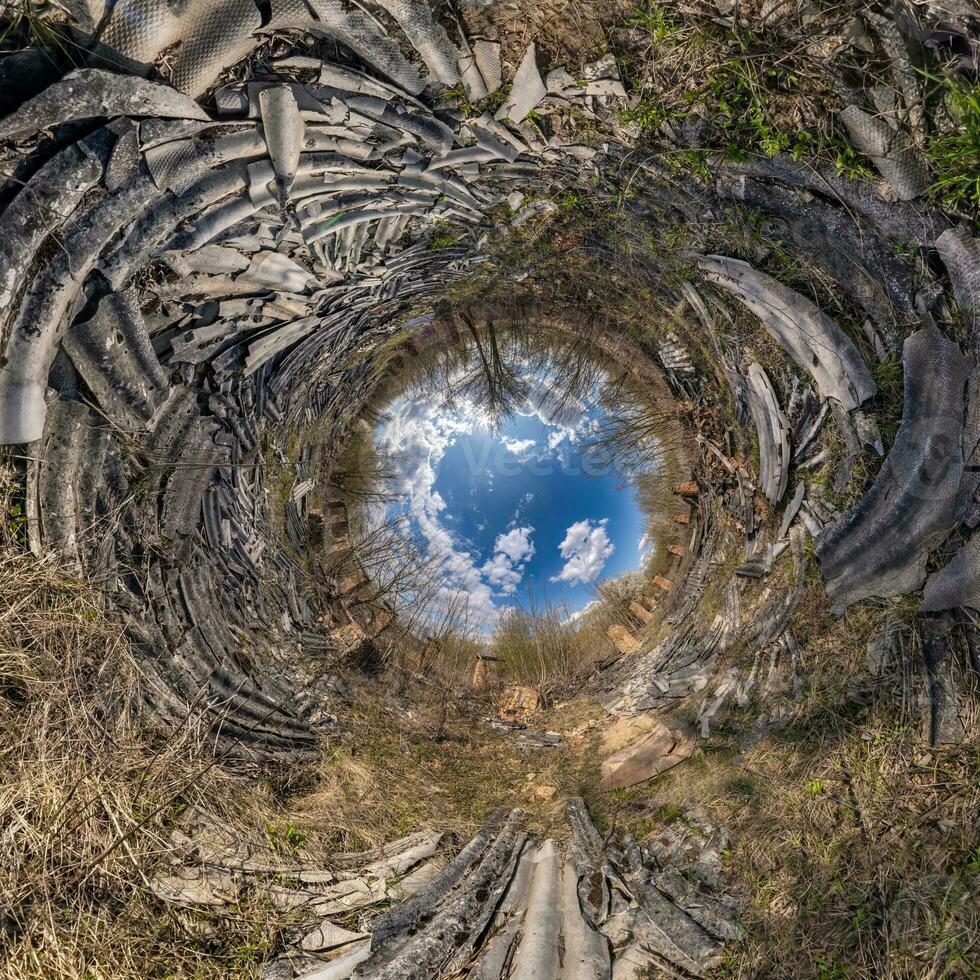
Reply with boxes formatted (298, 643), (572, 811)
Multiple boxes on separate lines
(95, 0), (184, 72)
(259, 85), (304, 205)
(368, 809), (507, 953)
(106, 120), (141, 191)
(495, 44), (546, 124)
(63, 289), (170, 428)
(818, 326), (976, 609)
(1, 173), (160, 445)
(508, 840), (561, 979)
(745, 362), (790, 505)
(923, 532), (980, 612)
(936, 225), (980, 341)
(371, 0), (461, 86)
(0, 142), (104, 334)
(698, 254), (876, 410)
(473, 39), (502, 95)
(839, 104), (930, 200)
(308, 0), (424, 95)
(166, 0), (263, 97)
(779, 481), (806, 540)
(467, 842), (538, 980)
(458, 47), (488, 102)
(920, 615), (967, 745)
(358, 811), (525, 979)
(0, 69), (209, 141)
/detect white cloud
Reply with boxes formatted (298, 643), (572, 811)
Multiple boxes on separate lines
(506, 491), (534, 530)
(547, 428), (569, 451)
(369, 356), (617, 624)
(550, 518), (615, 586)
(518, 376), (594, 453)
(637, 532), (652, 557)
(495, 526), (535, 564)
(374, 388), (542, 621)
(482, 552), (523, 593)
(482, 525), (535, 595)
(501, 436), (536, 456)
(374, 390), (500, 622)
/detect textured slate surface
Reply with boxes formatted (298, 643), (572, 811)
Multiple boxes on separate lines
(818, 327), (976, 610)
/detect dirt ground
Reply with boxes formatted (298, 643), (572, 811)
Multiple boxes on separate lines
(459, 0), (635, 69)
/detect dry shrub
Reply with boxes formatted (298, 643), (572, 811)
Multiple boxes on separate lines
(491, 605), (574, 700)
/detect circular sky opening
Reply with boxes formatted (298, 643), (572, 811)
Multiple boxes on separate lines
(358, 323), (677, 633)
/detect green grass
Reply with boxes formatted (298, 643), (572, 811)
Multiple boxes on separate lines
(428, 222), (461, 250)
(442, 84), (476, 117)
(5, 499), (28, 546)
(618, 95), (665, 132)
(266, 822), (307, 851)
(963, 845), (980, 878)
(925, 75), (980, 222)
(0, 1), (71, 56)
(624, 5), (811, 151)
(626, 4), (678, 44)
(871, 356), (904, 449)
(873, 357), (902, 393)
(804, 778), (825, 797)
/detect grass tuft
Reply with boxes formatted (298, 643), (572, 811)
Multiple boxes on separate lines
(925, 74), (980, 224)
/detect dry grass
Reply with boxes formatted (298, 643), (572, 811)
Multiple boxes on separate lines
(0, 464), (302, 978)
(459, 0), (632, 68)
(613, 0), (849, 162)
(292, 675), (604, 849)
(0, 452), (599, 973)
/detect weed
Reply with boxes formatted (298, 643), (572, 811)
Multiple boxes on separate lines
(873, 357), (903, 399)
(727, 774), (756, 797)
(442, 84), (475, 116)
(815, 954), (852, 979)
(618, 95), (664, 132)
(428, 221), (460, 250)
(484, 83), (510, 116)
(525, 109), (545, 133)
(5, 499), (28, 546)
(962, 845), (980, 878)
(267, 822), (307, 851)
(0, 1), (75, 61)
(828, 138), (876, 181)
(871, 356), (904, 449)
(627, 4), (677, 44)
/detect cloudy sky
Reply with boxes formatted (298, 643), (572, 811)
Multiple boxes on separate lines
(373, 366), (649, 626)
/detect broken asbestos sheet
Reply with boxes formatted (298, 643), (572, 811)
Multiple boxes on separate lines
(745, 361), (790, 505)
(818, 326), (979, 610)
(495, 44), (546, 124)
(697, 254), (876, 411)
(0, 69), (209, 141)
(839, 104), (930, 201)
(922, 531), (980, 612)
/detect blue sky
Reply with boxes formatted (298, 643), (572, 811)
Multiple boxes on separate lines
(373, 360), (653, 626)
